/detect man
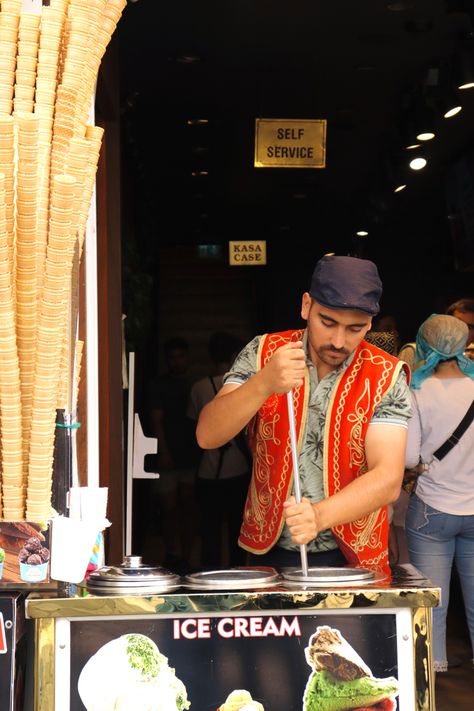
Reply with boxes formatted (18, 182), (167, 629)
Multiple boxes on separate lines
(188, 332), (250, 569)
(148, 337), (199, 573)
(446, 298), (474, 349)
(197, 256), (411, 569)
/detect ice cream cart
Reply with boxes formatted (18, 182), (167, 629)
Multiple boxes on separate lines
(26, 563), (439, 711)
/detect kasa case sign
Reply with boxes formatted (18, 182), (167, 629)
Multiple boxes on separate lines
(229, 241), (267, 266)
(67, 610), (416, 710)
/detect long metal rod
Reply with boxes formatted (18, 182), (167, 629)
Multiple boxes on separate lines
(286, 390), (309, 576)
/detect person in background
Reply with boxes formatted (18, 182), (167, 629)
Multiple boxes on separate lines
(446, 298), (474, 352)
(404, 314), (474, 673)
(369, 313), (400, 355)
(188, 332), (251, 569)
(365, 314), (409, 565)
(149, 337), (199, 573)
(197, 255), (411, 570)
(400, 298), (474, 371)
(398, 340), (417, 369)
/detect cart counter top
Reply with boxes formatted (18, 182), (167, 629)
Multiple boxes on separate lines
(26, 564), (439, 619)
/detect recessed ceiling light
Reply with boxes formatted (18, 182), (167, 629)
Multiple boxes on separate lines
(394, 184), (407, 192)
(444, 105), (462, 118)
(191, 170), (208, 177)
(186, 119), (209, 126)
(409, 157), (427, 170)
(356, 230), (369, 236)
(176, 55), (200, 64)
(405, 143), (421, 150)
(416, 131), (435, 141)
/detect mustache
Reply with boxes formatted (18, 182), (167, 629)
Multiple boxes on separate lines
(322, 345), (349, 356)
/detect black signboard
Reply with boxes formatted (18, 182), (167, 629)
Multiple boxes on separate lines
(69, 612), (404, 711)
(0, 594), (26, 711)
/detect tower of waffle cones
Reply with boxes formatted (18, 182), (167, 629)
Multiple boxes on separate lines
(0, 0), (126, 523)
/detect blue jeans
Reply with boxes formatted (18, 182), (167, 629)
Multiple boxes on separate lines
(406, 494), (474, 669)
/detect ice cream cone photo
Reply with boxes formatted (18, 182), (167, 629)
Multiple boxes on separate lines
(302, 626), (399, 711)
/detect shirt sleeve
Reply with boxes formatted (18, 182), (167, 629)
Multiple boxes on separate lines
(405, 391), (422, 468)
(223, 335), (261, 385)
(370, 367), (412, 427)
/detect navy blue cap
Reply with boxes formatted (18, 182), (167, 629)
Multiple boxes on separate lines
(309, 256), (382, 315)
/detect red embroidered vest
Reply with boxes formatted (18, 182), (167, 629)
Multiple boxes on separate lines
(238, 329), (409, 569)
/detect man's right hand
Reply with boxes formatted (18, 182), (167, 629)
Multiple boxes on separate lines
(197, 341), (306, 450)
(260, 341), (306, 395)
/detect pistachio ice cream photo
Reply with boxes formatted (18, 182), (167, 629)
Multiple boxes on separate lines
(78, 633), (190, 711)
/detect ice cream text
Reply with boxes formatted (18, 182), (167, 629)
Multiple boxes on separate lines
(173, 616), (302, 640)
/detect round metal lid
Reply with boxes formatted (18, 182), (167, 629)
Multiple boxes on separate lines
(86, 580), (182, 596)
(184, 567), (279, 590)
(92, 555), (178, 582)
(87, 555), (181, 593)
(280, 566), (379, 587)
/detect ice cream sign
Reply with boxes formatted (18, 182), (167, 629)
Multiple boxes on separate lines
(173, 615), (301, 639)
(70, 613), (404, 710)
(254, 119), (326, 168)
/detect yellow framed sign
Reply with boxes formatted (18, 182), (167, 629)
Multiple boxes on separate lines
(254, 118), (326, 168)
(229, 240), (267, 265)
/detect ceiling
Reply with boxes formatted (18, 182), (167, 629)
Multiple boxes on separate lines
(117, 0), (474, 290)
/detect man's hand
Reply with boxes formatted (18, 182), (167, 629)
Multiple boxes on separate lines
(283, 495), (320, 545)
(260, 341), (306, 395)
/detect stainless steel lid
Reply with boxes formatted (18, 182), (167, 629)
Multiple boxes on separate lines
(281, 566), (376, 587)
(86, 555), (181, 595)
(184, 567), (280, 590)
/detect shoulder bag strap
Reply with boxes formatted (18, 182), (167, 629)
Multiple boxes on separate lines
(208, 376), (226, 478)
(433, 399), (474, 461)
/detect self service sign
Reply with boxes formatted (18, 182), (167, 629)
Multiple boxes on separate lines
(254, 118), (326, 168)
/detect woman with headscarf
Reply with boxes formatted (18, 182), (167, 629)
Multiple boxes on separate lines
(405, 314), (474, 672)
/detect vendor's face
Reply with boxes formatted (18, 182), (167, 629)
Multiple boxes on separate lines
(301, 295), (372, 370)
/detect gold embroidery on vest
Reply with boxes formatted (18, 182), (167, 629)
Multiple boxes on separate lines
(243, 329), (305, 545)
(246, 422), (293, 544)
(329, 344), (397, 560)
(347, 378), (371, 469)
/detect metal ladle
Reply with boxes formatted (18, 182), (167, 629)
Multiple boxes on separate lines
(286, 390), (309, 576)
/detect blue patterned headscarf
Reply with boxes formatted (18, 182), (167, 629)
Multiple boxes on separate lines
(411, 314), (474, 389)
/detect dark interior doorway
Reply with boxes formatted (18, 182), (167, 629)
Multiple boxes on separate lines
(117, 1), (474, 570)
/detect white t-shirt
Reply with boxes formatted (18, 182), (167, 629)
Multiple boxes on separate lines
(188, 375), (250, 480)
(405, 376), (474, 515)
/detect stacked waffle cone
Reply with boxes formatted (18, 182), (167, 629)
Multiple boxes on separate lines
(0, 0), (127, 522)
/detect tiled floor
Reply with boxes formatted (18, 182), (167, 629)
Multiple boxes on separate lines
(435, 574), (473, 710)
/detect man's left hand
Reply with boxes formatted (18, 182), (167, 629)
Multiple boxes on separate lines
(283, 496), (320, 545)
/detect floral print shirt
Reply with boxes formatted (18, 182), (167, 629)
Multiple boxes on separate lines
(224, 331), (412, 552)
